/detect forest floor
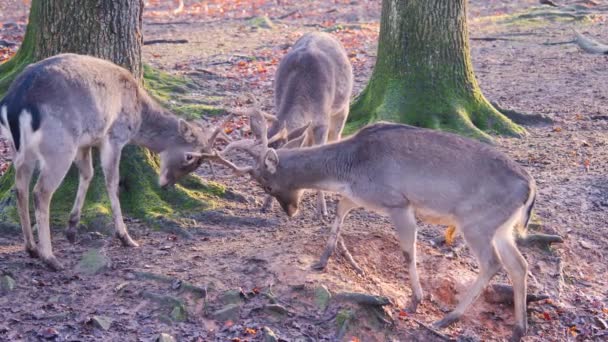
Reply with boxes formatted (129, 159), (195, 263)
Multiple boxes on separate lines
(1, 0), (608, 341)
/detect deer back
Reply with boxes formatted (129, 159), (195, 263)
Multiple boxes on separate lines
(268, 32), (353, 138)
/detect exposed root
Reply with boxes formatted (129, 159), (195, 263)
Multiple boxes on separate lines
(574, 30), (608, 54)
(491, 102), (554, 126)
(517, 233), (564, 247)
(484, 284), (550, 305)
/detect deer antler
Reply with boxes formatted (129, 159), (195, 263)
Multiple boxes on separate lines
(208, 114), (234, 147)
(200, 151), (254, 176)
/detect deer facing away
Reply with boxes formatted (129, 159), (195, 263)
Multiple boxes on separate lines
(260, 31), (353, 217)
(216, 118), (536, 341)
(0, 54), (225, 271)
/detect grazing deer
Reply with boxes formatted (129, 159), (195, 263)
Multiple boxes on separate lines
(214, 119), (536, 341)
(0, 54), (225, 271)
(260, 32), (353, 217)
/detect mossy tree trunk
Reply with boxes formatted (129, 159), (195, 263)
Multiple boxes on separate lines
(349, 0), (525, 141)
(0, 0), (143, 93)
(0, 0), (217, 236)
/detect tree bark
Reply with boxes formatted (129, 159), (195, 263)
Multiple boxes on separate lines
(0, 0), (214, 237)
(349, 0), (525, 141)
(0, 0), (143, 93)
(33, 0), (143, 78)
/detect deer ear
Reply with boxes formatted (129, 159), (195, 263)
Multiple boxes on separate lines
(178, 119), (196, 143)
(263, 149), (279, 174)
(283, 132), (308, 149)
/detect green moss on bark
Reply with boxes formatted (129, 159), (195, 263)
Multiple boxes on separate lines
(0, 0), (38, 95)
(348, 75), (525, 142)
(347, 0), (525, 142)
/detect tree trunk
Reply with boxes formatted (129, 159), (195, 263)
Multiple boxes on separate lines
(0, 0), (215, 237)
(349, 0), (525, 141)
(0, 0), (143, 93)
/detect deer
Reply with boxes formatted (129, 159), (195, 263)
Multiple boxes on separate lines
(212, 116), (537, 341)
(0, 53), (227, 271)
(255, 32), (353, 217)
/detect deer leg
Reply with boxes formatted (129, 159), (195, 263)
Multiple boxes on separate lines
(66, 147), (93, 243)
(312, 197), (357, 271)
(327, 107), (348, 142)
(33, 149), (77, 271)
(14, 156), (37, 257)
(100, 141), (138, 247)
(261, 195), (274, 212)
(433, 221), (503, 329)
(337, 236), (365, 275)
(495, 226), (529, 342)
(390, 207), (424, 313)
(311, 124), (329, 218)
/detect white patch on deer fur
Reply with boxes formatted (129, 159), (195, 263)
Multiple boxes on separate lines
(9, 110), (43, 169)
(0, 106), (12, 146)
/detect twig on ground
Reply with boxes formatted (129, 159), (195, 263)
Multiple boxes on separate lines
(471, 37), (519, 42)
(144, 39), (189, 45)
(274, 10), (300, 20)
(540, 0), (560, 8)
(0, 39), (18, 47)
(407, 317), (456, 341)
(147, 21), (192, 26)
(543, 39), (575, 46)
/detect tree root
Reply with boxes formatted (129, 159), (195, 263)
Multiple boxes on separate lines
(484, 284), (550, 305)
(491, 102), (554, 126)
(406, 317), (456, 341)
(517, 233), (564, 247)
(574, 30), (608, 55)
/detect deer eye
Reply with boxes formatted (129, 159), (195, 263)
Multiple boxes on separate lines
(186, 154), (193, 161)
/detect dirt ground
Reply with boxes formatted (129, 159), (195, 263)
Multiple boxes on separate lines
(1, 0), (608, 341)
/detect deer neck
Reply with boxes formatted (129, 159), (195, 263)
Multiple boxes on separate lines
(133, 96), (187, 153)
(277, 145), (349, 193)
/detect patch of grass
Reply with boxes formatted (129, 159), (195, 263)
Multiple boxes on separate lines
(173, 104), (225, 119)
(143, 65), (225, 120)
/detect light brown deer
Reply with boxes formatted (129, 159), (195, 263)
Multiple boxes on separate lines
(258, 32), (353, 217)
(0, 54), (226, 271)
(214, 117), (536, 341)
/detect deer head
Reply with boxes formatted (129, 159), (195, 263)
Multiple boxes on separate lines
(158, 115), (232, 187)
(211, 109), (310, 216)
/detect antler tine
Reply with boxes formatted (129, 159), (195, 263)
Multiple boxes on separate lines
(208, 113), (234, 147)
(267, 121), (288, 146)
(248, 110), (270, 147)
(199, 151), (254, 177)
(220, 139), (261, 158)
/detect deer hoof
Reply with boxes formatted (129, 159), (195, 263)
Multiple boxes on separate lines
(311, 260), (328, 271)
(405, 296), (421, 314)
(42, 255), (64, 271)
(117, 233), (139, 247)
(433, 312), (460, 330)
(25, 246), (39, 258)
(510, 324), (527, 342)
(65, 227), (77, 243)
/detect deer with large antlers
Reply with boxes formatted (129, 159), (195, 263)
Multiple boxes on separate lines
(215, 115), (537, 341)
(256, 32), (353, 217)
(0, 54), (227, 270)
